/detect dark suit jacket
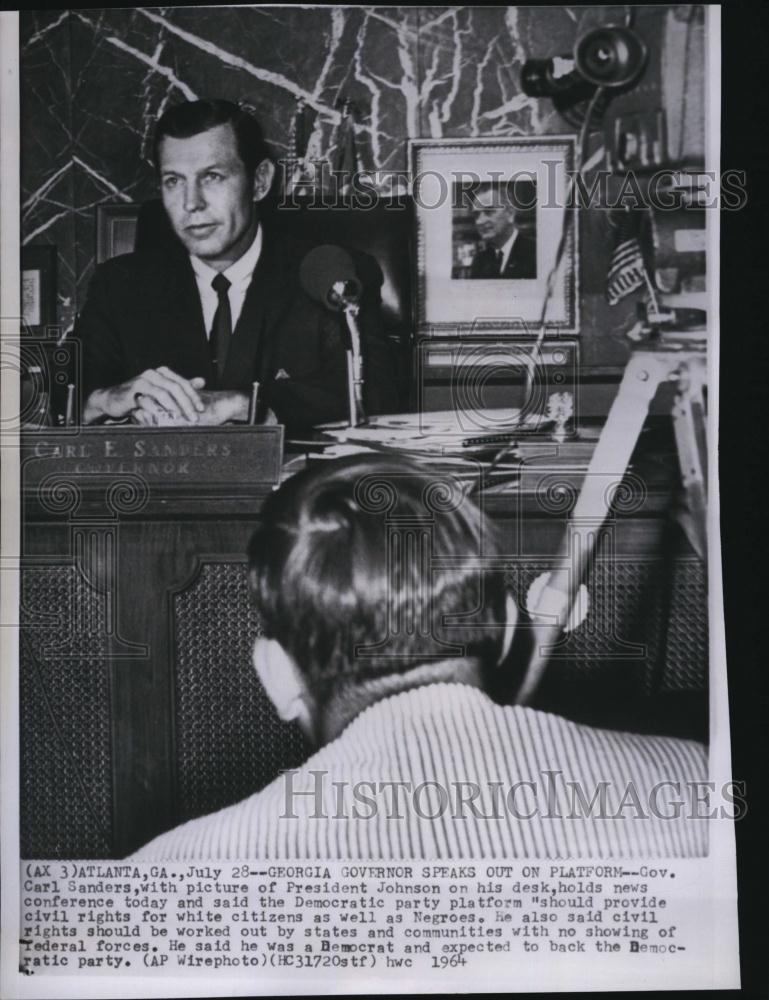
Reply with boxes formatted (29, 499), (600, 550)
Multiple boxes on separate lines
(469, 232), (537, 279)
(78, 226), (399, 433)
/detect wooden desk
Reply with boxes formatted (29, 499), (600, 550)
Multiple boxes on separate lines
(19, 425), (705, 858)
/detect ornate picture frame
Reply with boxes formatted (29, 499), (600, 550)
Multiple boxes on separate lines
(410, 137), (578, 336)
(96, 203), (140, 263)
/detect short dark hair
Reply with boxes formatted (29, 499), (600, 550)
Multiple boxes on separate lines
(152, 99), (272, 174)
(248, 455), (508, 706)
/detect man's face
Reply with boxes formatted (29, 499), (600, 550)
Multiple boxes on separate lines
(159, 122), (265, 269)
(473, 188), (517, 248)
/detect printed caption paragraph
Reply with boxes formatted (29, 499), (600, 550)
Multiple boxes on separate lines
(20, 862), (694, 977)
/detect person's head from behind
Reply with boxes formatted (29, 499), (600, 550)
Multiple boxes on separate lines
(153, 99), (275, 271)
(248, 454), (517, 743)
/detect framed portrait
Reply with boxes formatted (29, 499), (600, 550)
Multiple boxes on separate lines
(20, 244), (57, 336)
(410, 137), (578, 335)
(96, 203), (141, 263)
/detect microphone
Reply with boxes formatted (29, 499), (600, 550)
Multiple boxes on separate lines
(300, 245), (366, 428)
(300, 244), (362, 311)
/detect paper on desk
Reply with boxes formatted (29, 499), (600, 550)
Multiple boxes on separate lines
(318, 408), (550, 457)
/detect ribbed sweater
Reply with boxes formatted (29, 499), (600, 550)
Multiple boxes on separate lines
(132, 683), (708, 860)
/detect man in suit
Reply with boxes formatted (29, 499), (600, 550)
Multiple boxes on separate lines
(133, 454), (707, 860)
(79, 99), (397, 433)
(469, 182), (537, 279)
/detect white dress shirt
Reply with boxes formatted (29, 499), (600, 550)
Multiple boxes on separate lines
(190, 225), (263, 337)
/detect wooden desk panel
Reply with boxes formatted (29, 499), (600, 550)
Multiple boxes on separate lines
(19, 431), (706, 858)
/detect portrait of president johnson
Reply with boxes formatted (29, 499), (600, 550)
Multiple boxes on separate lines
(452, 179), (537, 280)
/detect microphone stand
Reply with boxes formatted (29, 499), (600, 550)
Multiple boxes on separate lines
(343, 302), (365, 427)
(328, 278), (366, 428)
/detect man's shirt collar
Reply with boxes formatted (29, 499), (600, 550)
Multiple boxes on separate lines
(190, 223), (263, 286)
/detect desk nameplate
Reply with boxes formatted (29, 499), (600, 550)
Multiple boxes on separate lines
(21, 426), (284, 510)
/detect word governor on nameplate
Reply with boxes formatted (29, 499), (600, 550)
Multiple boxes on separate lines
(20, 862), (690, 975)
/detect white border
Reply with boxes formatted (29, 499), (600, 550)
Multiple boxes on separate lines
(0, 11), (22, 1000)
(702, 5), (740, 984)
(0, 6), (740, 997)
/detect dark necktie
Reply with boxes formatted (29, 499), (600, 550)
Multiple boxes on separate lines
(494, 248), (503, 275)
(210, 272), (232, 384)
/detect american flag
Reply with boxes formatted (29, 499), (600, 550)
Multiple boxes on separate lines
(606, 210), (648, 305)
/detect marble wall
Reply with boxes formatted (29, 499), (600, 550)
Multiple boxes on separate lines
(20, 5), (705, 362)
